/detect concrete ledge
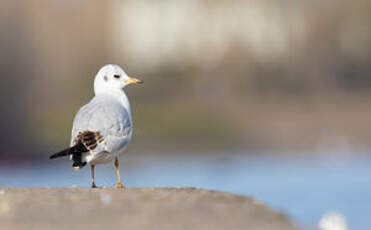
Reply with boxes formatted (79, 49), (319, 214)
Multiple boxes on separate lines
(0, 188), (298, 230)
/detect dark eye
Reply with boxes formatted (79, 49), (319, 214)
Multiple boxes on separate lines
(113, 74), (120, 79)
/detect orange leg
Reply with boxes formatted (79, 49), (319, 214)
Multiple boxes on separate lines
(115, 157), (126, 189)
(91, 164), (97, 188)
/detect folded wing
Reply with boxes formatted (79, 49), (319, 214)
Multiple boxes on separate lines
(70, 95), (132, 158)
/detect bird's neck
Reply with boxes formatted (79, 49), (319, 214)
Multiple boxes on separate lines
(96, 89), (131, 112)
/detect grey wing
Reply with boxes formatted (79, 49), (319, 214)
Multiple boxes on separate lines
(70, 97), (132, 154)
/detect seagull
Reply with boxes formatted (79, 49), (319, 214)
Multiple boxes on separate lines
(49, 64), (143, 188)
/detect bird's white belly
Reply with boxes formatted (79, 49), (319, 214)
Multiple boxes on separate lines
(84, 151), (115, 164)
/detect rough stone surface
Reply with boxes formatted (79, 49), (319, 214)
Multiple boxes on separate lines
(0, 188), (298, 230)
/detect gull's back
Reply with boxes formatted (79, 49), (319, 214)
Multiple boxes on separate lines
(71, 95), (132, 162)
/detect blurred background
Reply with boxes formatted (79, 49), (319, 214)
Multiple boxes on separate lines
(0, 0), (370, 229)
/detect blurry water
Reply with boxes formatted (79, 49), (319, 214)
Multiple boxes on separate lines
(0, 152), (370, 230)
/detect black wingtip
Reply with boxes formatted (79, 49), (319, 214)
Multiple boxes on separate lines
(72, 162), (87, 170)
(49, 154), (60, 159)
(50, 140), (89, 169)
(49, 148), (71, 160)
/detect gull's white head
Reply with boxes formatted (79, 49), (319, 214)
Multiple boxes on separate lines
(94, 64), (143, 95)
